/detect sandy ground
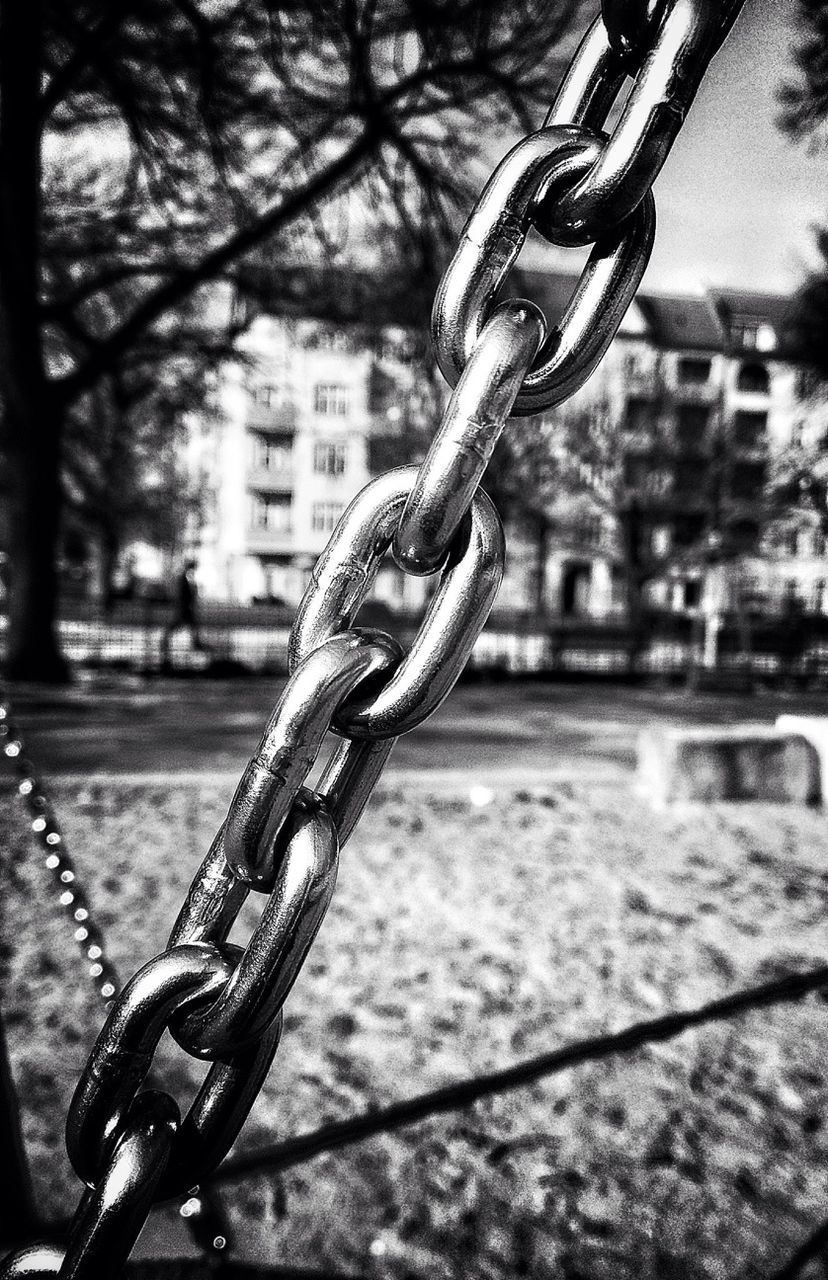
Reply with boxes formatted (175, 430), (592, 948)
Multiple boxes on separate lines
(1, 775), (827, 1278)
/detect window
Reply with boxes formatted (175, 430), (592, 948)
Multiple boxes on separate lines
(576, 515), (603, 547)
(253, 383), (283, 407)
(313, 441), (348, 476)
(674, 459), (706, 493)
(673, 514), (704, 547)
(676, 403), (709, 448)
(783, 529), (799, 557)
(813, 579), (826, 613)
(312, 501), (344, 533)
(732, 410), (767, 450)
(729, 462), (766, 501)
(683, 580), (702, 608)
(729, 520), (759, 554)
(651, 525), (671, 556)
(736, 362), (770, 395)
(252, 433), (291, 472)
(677, 357), (711, 386)
(730, 319), (758, 350)
(623, 350), (648, 381)
(304, 327), (353, 353)
(624, 398), (655, 433)
(730, 318), (776, 352)
(815, 530), (826, 558)
(314, 383), (350, 416)
(250, 494), (291, 532)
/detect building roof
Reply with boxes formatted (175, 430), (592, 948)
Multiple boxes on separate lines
(711, 289), (800, 356)
(245, 263), (803, 360)
(635, 294), (724, 351)
(508, 269), (584, 320)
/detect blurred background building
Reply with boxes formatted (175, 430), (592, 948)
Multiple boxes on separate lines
(177, 274), (827, 626)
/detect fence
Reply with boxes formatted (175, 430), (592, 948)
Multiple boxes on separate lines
(3, 602), (828, 682)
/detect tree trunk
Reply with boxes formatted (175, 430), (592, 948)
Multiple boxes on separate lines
(0, 0), (67, 681)
(620, 500), (646, 676)
(101, 527), (120, 617)
(4, 413), (67, 681)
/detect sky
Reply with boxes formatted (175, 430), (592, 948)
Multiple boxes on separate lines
(527, 0), (828, 297)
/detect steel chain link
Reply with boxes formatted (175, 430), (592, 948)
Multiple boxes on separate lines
(0, 1), (744, 1273)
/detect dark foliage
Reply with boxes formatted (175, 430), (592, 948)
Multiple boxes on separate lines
(0, 0), (584, 678)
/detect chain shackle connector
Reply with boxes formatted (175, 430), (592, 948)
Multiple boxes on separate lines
(169, 793), (337, 1060)
(393, 299), (546, 576)
(66, 942), (282, 1198)
(538, 0), (744, 245)
(431, 125), (654, 417)
(222, 629), (400, 888)
(289, 466), (505, 738)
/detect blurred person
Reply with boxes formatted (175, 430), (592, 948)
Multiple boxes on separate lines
(161, 559), (205, 670)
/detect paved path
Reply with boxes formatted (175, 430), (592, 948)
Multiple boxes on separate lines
(6, 676), (828, 782)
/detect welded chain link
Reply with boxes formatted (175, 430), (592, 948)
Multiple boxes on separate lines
(0, 2), (745, 1273)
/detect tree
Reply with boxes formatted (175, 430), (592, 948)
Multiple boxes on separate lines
(62, 317), (225, 607)
(778, 0), (828, 151)
(779, 1), (828, 375)
(486, 398), (681, 624)
(0, 0), (583, 680)
(773, 2), (828, 587)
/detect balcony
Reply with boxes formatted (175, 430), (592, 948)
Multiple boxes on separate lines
(245, 526), (295, 556)
(730, 440), (768, 461)
(246, 401), (297, 432)
(672, 380), (718, 403)
(246, 465), (293, 492)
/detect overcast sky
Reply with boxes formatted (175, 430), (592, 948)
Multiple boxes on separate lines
(527, 0), (828, 297)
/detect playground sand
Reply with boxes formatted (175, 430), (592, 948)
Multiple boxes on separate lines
(1, 779), (826, 1279)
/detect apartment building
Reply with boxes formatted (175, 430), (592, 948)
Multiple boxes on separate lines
(185, 278), (828, 620)
(188, 315), (429, 610)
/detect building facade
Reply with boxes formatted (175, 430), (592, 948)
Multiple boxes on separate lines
(183, 280), (828, 621)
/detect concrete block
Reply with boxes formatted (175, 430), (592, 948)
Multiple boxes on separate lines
(637, 725), (820, 807)
(776, 715), (828, 804)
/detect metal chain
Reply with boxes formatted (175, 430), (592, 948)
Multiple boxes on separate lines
(0, 696), (231, 1259)
(0, 1), (744, 1273)
(0, 700), (121, 1005)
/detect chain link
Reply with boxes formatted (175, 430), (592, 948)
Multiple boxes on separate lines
(538, 0), (744, 245)
(431, 125), (656, 415)
(1, 2), (745, 1272)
